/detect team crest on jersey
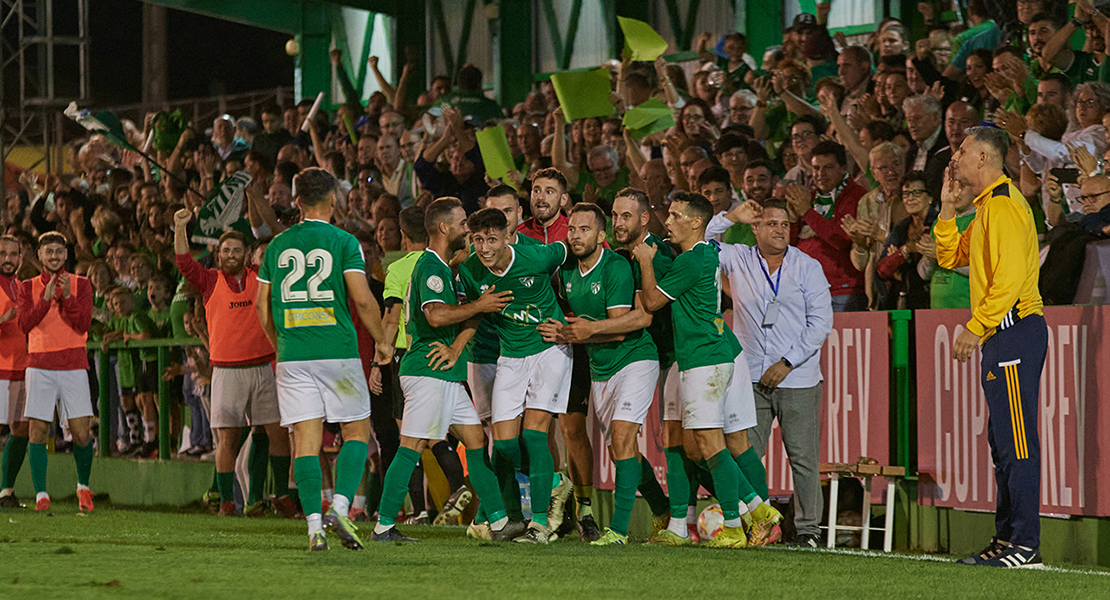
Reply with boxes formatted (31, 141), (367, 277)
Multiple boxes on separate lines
(520, 276), (535, 288)
(590, 282), (601, 295)
(427, 275), (444, 293)
(479, 284), (490, 293)
(565, 282), (572, 294)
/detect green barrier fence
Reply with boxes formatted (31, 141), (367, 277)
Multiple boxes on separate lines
(890, 310), (913, 470)
(88, 338), (205, 459)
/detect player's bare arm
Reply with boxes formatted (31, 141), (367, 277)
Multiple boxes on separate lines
(424, 285), (512, 328)
(254, 281), (279, 350)
(426, 317), (480, 371)
(632, 243), (669, 312)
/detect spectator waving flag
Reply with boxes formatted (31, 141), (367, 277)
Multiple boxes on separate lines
(192, 171), (254, 245)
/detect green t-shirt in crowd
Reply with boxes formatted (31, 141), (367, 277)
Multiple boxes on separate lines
(655, 240), (741, 371)
(929, 211), (976, 309)
(721, 222), (756, 246)
(467, 233), (540, 364)
(399, 250), (468, 382)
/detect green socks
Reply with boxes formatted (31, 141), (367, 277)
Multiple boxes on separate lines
(611, 457), (639, 536)
(216, 471), (235, 504)
(270, 454), (291, 498)
(663, 446), (689, 519)
(465, 448), (506, 523)
(335, 440), (368, 501)
(492, 438), (523, 521)
(73, 441), (94, 487)
(520, 429), (553, 527)
(1, 434), (28, 489)
(736, 446), (769, 500)
(29, 443), (47, 494)
(378, 446), (421, 528)
(246, 432), (269, 504)
(706, 449), (742, 521)
(638, 457), (670, 517)
(293, 455), (323, 516)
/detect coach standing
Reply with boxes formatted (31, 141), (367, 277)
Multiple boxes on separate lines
(937, 126), (1048, 569)
(18, 232), (95, 512)
(718, 200), (832, 549)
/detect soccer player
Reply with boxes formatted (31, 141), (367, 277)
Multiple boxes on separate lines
(254, 167), (390, 551)
(0, 236), (29, 507)
(17, 232), (95, 512)
(540, 203), (657, 545)
(373, 198), (519, 542)
(175, 210), (294, 518)
(632, 192), (755, 548)
(937, 127), (1048, 568)
(458, 207), (572, 544)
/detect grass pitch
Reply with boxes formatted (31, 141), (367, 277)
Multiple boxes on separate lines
(2, 500), (1107, 600)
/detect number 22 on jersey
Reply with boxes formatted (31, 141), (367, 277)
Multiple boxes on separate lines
(279, 248), (337, 328)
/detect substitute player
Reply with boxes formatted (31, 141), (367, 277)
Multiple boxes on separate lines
(255, 167), (390, 551)
(18, 232), (94, 512)
(175, 210), (294, 518)
(0, 236), (29, 506)
(937, 126), (1048, 568)
(458, 208), (571, 544)
(633, 192), (753, 548)
(373, 198), (519, 543)
(540, 203), (657, 545)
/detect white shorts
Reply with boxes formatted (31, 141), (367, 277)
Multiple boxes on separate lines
(0, 379), (26, 425)
(24, 368), (92, 422)
(276, 358), (371, 427)
(211, 363), (281, 428)
(661, 362), (681, 422)
(491, 344), (572, 424)
(723, 349), (758, 434)
(590, 360), (659, 446)
(399, 376), (481, 441)
(467, 362), (497, 422)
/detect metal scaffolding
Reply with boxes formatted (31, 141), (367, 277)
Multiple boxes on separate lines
(1, 0), (90, 172)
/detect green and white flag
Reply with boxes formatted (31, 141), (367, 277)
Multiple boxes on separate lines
(192, 171), (254, 245)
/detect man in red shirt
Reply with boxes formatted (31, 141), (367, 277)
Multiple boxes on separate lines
(785, 141), (868, 312)
(17, 232), (94, 512)
(0, 236), (29, 507)
(517, 168), (569, 243)
(175, 212), (294, 517)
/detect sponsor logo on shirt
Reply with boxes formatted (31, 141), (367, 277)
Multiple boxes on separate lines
(229, 300), (253, 309)
(283, 307), (337, 328)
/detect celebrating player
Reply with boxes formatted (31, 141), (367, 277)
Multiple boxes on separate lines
(255, 167), (390, 551)
(373, 198), (519, 543)
(0, 236), (29, 507)
(17, 233), (95, 512)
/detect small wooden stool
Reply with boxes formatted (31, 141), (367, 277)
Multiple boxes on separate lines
(819, 462), (906, 552)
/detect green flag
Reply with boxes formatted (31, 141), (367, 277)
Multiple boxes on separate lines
(475, 125), (517, 187)
(622, 97), (676, 139)
(550, 68), (616, 122)
(618, 17), (668, 62)
(192, 171), (254, 245)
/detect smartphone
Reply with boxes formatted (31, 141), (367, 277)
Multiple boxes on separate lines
(1049, 167), (1081, 185)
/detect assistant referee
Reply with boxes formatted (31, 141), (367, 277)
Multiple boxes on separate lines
(936, 126), (1048, 569)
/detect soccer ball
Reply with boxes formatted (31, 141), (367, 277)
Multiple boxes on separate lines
(697, 504), (724, 540)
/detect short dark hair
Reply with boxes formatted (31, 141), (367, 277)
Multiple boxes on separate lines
(715, 133), (749, 156)
(467, 207), (509, 234)
(1039, 72), (1072, 92)
(569, 203), (607, 231)
(811, 140), (847, 167)
(275, 161), (300, 187)
(864, 119), (897, 142)
(424, 198), (462, 236)
(1028, 12), (1063, 29)
(671, 192), (713, 230)
(486, 184), (519, 201)
(398, 206), (428, 244)
(902, 170), (929, 188)
(532, 167), (568, 193)
(0, 234), (21, 248)
(457, 64), (483, 91)
(761, 199), (789, 215)
(292, 168), (337, 207)
(993, 45), (1022, 59)
(697, 166), (732, 191)
(792, 114), (827, 136)
(246, 149), (275, 174)
(744, 160), (774, 176)
(261, 104), (283, 118)
(37, 231), (67, 250)
(613, 187), (650, 214)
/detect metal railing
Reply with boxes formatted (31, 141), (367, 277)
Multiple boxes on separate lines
(94, 86), (294, 128)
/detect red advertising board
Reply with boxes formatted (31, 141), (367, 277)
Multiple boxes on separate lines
(915, 306), (1110, 516)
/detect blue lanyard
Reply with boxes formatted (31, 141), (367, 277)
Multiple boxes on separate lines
(759, 256), (782, 299)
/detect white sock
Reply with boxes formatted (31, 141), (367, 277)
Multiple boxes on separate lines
(323, 488), (334, 502)
(144, 422), (156, 443)
(36, 491), (49, 502)
(724, 516), (743, 528)
(77, 483), (90, 492)
(0, 488), (12, 497)
(737, 501), (750, 515)
(331, 494), (351, 516)
(490, 516), (509, 531)
(373, 522), (392, 535)
(352, 495), (367, 510)
(306, 513), (322, 535)
(686, 505), (696, 523)
(747, 496), (763, 513)
(667, 517), (688, 537)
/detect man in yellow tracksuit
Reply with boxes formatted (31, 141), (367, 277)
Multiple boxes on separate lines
(936, 126), (1047, 569)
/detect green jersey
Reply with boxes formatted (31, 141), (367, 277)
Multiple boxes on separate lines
(467, 233), (540, 364)
(384, 250), (424, 350)
(399, 250), (467, 381)
(458, 241), (568, 359)
(258, 219), (364, 362)
(559, 249), (656, 381)
(621, 233), (676, 369)
(929, 212), (975, 309)
(656, 241), (740, 371)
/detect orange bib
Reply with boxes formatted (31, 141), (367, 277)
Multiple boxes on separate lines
(203, 270), (274, 365)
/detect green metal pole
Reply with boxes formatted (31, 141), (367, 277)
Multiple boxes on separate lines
(890, 310), (913, 469)
(492, 0), (534, 107)
(97, 350), (110, 458)
(158, 347), (171, 460)
(744, 0), (783, 69)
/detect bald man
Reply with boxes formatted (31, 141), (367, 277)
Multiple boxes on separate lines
(943, 101), (980, 157)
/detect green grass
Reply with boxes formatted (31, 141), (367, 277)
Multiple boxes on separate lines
(1, 501), (1107, 600)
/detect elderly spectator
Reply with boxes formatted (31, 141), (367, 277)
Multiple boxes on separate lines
(903, 94), (948, 199)
(876, 171), (939, 309)
(1080, 175), (1110, 237)
(847, 142), (907, 310)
